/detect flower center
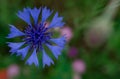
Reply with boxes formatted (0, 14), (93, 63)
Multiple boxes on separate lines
(24, 23), (51, 50)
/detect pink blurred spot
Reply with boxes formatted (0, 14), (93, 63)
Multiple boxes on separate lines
(60, 26), (73, 42)
(85, 29), (105, 47)
(73, 74), (82, 79)
(44, 22), (50, 28)
(7, 64), (20, 79)
(68, 47), (78, 58)
(72, 59), (86, 74)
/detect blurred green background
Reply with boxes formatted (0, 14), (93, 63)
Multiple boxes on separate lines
(0, 0), (120, 79)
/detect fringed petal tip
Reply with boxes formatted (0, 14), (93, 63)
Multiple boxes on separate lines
(46, 44), (62, 59)
(42, 49), (54, 68)
(16, 46), (30, 60)
(48, 12), (65, 28)
(28, 7), (41, 24)
(25, 49), (39, 67)
(7, 25), (25, 38)
(7, 42), (25, 54)
(50, 36), (66, 48)
(41, 7), (53, 23)
(17, 8), (31, 25)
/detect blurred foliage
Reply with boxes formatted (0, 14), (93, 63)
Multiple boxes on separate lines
(0, 0), (120, 79)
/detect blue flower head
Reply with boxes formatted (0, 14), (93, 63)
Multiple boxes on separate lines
(7, 7), (66, 67)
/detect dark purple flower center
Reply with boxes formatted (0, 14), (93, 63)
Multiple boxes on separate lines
(24, 23), (52, 50)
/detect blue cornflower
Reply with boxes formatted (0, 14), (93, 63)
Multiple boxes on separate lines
(7, 7), (66, 67)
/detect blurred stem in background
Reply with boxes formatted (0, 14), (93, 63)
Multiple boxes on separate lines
(84, 0), (120, 48)
(102, 0), (120, 20)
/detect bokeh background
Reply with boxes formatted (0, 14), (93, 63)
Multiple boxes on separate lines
(0, 0), (120, 79)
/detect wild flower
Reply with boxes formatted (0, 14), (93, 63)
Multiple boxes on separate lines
(7, 7), (66, 67)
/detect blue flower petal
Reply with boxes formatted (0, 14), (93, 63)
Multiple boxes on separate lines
(17, 46), (30, 60)
(7, 25), (25, 38)
(46, 44), (62, 59)
(26, 49), (39, 67)
(29, 7), (41, 24)
(42, 49), (54, 67)
(41, 7), (53, 22)
(7, 42), (25, 54)
(17, 8), (31, 25)
(48, 12), (65, 28)
(50, 36), (66, 47)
